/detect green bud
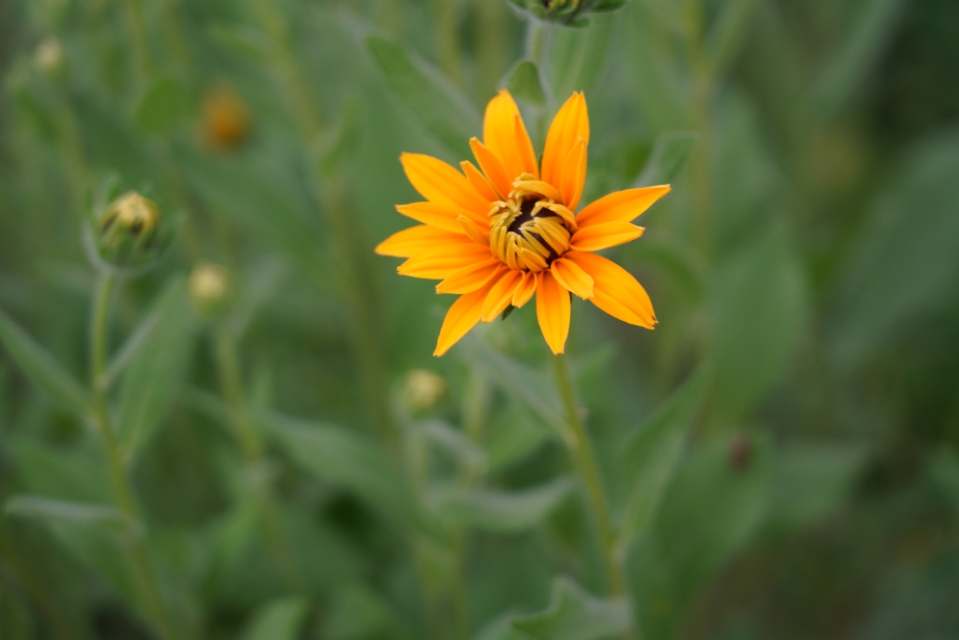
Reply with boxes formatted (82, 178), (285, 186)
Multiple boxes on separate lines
(188, 263), (235, 319)
(33, 37), (64, 77)
(509, 0), (628, 25)
(86, 179), (178, 273)
(403, 369), (447, 413)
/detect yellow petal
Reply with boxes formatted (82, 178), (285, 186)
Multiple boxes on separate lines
(512, 271), (538, 308)
(570, 222), (644, 252)
(434, 281), (497, 357)
(460, 160), (499, 203)
(458, 215), (489, 244)
(436, 260), (504, 294)
(483, 90), (538, 180)
(541, 92), (589, 188)
(398, 244), (493, 280)
(397, 202), (487, 234)
(375, 225), (469, 258)
(513, 114), (539, 179)
(401, 153), (491, 217)
(536, 271), (571, 355)
(512, 179), (564, 203)
(550, 257), (594, 299)
(470, 137), (513, 199)
(559, 138), (587, 211)
(575, 185), (671, 227)
(482, 269), (524, 322)
(565, 251), (656, 328)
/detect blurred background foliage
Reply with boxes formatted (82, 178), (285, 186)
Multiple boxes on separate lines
(1, 0), (959, 639)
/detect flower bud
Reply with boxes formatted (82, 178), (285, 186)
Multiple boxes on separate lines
(403, 370), (447, 413)
(509, 0), (628, 25)
(86, 186), (176, 273)
(33, 37), (63, 77)
(200, 83), (251, 152)
(188, 263), (235, 319)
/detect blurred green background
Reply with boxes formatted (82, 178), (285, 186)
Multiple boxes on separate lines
(2, 0), (959, 639)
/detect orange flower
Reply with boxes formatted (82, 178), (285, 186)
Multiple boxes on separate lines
(377, 90), (670, 356)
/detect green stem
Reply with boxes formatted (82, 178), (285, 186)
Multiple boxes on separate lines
(552, 354), (625, 598)
(212, 327), (305, 590)
(119, 0), (153, 82)
(89, 273), (179, 640)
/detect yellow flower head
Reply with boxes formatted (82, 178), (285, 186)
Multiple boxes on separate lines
(377, 90), (670, 356)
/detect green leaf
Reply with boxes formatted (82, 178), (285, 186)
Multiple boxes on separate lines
(767, 442), (868, 530)
(434, 478), (572, 533)
(366, 36), (480, 158)
(505, 60), (547, 107)
(630, 434), (770, 640)
(812, 0), (906, 118)
(0, 307), (92, 418)
(102, 309), (160, 388)
(459, 338), (567, 438)
(634, 131), (696, 187)
(712, 222), (808, 423)
(704, 0), (762, 81)
(134, 76), (193, 134)
(831, 130), (959, 365)
(325, 584), (393, 640)
(118, 277), (198, 460)
(258, 411), (421, 533)
(615, 368), (710, 546)
(625, 5), (690, 130)
(209, 23), (272, 62)
(549, 13), (616, 99)
(512, 576), (631, 640)
(5, 495), (140, 540)
(420, 420), (486, 469)
(240, 597), (310, 640)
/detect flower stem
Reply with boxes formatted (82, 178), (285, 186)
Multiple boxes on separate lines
(89, 272), (179, 640)
(552, 354), (626, 598)
(212, 327), (305, 591)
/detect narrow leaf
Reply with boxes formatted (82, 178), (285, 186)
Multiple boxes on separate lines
(505, 60), (547, 106)
(0, 307), (92, 417)
(812, 0), (906, 118)
(459, 337), (567, 437)
(616, 367), (710, 545)
(704, 0), (762, 81)
(366, 36), (480, 158)
(634, 131), (696, 187)
(241, 597), (310, 640)
(434, 478), (572, 533)
(513, 576), (631, 640)
(118, 277), (198, 460)
(4, 495), (141, 540)
(258, 411), (421, 533)
(767, 442), (868, 530)
(103, 312), (160, 387)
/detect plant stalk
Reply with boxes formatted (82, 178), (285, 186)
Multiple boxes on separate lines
(212, 327), (305, 590)
(552, 354), (626, 599)
(89, 272), (179, 640)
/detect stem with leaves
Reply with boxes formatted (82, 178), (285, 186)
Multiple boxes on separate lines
(89, 272), (179, 640)
(212, 327), (305, 591)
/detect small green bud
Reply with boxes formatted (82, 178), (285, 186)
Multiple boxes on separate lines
(509, 0), (628, 25)
(33, 37), (64, 77)
(403, 370), (447, 413)
(188, 263), (235, 319)
(86, 181), (177, 273)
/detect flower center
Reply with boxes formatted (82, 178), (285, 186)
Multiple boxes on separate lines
(488, 176), (577, 272)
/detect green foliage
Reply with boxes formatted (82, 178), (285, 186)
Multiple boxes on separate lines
(511, 577), (631, 640)
(0, 1), (955, 639)
(0, 308), (92, 418)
